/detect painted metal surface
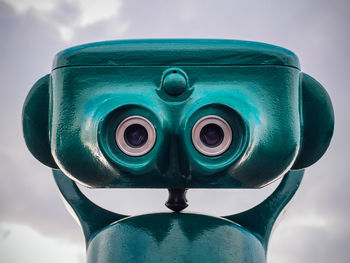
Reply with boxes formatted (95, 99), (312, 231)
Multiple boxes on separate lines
(53, 169), (303, 262)
(87, 213), (266, 263)
(22, 39), (334, 262)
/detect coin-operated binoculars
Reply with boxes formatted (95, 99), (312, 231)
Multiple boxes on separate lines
(23, 39), (334, 262)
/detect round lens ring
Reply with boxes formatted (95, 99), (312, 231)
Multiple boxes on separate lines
(116, 116), (156, 157)
(192, 115), (232, 156)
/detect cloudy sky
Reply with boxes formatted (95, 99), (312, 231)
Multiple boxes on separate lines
(0, 0), (349, 262)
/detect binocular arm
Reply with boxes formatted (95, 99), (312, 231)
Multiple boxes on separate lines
(224, 169), (304, 249)
(53, 169), (304, 249)
(53, 169), (128, 245)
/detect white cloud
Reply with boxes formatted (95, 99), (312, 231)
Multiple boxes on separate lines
(77, 0), (121, 26)
(3, 0), (123, 41)
(58, 26), (75, 42)
(3, 0), (121, 25)
(2, 0), (57, 13)
(0, 223), (85, 263)
(283, 214), (328, 228)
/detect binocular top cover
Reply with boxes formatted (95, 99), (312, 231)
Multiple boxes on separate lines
(23, 39), (334, 189)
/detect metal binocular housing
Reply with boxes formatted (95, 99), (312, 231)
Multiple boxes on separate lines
(23, 39), (334, 263)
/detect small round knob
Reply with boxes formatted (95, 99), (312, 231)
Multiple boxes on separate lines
(162, 69), (188, 96)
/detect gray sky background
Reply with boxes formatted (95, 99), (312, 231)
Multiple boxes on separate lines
(0, 0), (349, 262)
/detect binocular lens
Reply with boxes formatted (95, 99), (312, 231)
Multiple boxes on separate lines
(192, 115), (232, 156)
(200, 124), (224, 147)
(124, 124), (148, 147)
(116, 116), (156, 156)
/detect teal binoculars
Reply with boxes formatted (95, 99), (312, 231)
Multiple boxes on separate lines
(23, 39), (334, 262)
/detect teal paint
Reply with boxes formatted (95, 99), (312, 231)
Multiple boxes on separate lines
(53, 169), (303, 261)
(87, 213), (266, 263)
(23, 39), (334, 262)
